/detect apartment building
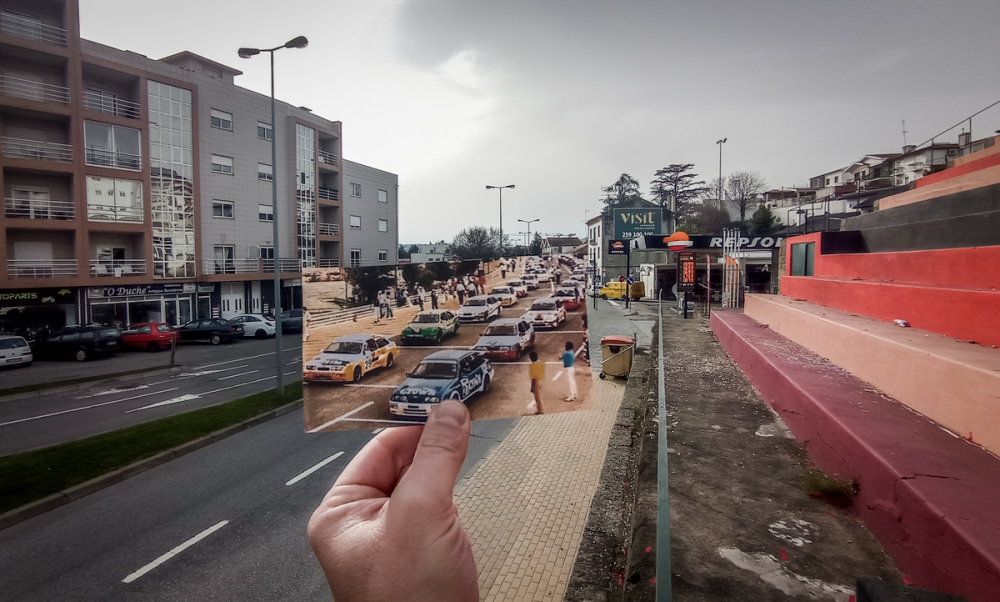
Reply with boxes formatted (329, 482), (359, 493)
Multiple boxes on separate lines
(0, 0), (397, 336)
(341, 160), (398, 268)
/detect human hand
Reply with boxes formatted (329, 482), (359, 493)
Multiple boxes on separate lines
(308, 400), (478, 602)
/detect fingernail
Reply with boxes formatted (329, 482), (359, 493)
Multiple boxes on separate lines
(434, 400), (467, 427)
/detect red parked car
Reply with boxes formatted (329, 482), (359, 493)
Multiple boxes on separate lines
(122, 322), (179, 352)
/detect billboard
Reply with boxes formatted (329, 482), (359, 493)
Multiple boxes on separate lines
(612, 207), (663, 240)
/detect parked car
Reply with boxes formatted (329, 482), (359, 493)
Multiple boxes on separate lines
(472, 318), (535, 361)
(280, 308), (303, 333)
(456, 295), (502, 323)
(389, 350), (494, 419)
(400, 310), (460, 345)
(36, 325), (121, 361)
(0, 335), (32, 368)
(178, 318), (244, 345)
(523, 297), (567, 329)
(304, 333), (399, 383)
(520, 274), (539, 290)
(230, 314), (276, 339)
(488, 286), (518, 307)
(598, 281), (645, 300)
(552, 287), (582, 310)
(507, 279), (529, 297)
(122, 322), (179, 352)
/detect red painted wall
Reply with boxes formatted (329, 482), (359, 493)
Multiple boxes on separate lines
(917, 151), (1000, 188)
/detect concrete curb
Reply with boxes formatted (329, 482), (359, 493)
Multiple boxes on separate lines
(0, 365), (185, 403)
(0, 398), (303, 532)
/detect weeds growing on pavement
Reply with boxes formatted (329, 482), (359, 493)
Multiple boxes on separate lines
(802, 470), (857, 508)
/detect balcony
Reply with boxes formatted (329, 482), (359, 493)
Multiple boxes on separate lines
(83, 90), (140, 120)
(202, 258), (261, 275)
(317, 149), (338, 166)
(5, 197), (74, 220)
(318, 222), (340, 236)
(1, 137), (72, 163)
(0, 74), (69, 104)
(318, 259), (341, 268)
(263, 258), (303, 273)
(90, 259), (145, 277)
(0, 10), (68, 46)
(318, 187), (339, 201)
(87, 203), (143, 223)
(85, 148), (141, 171)
(7, 259), (77, 278)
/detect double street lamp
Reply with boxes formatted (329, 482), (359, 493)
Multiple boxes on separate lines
(238, 35), (308, 396)
(518, 218), (539, 254)
(486, 185), (514, 257)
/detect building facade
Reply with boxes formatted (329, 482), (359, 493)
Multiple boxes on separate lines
(341, 160), (398, 268)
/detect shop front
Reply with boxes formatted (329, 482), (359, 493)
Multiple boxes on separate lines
(0, 287), (80, 340)
(86, 283), (197, 329)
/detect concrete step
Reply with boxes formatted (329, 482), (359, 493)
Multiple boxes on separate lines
(710, 310), (1000, 602)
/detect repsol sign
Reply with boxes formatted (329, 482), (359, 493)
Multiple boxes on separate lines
(642, 235), (783, 250)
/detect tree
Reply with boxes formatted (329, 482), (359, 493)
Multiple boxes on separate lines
(529, 232), (543, 256)
(681, 202), (733, 234)
(408, 244), (420, 254)
(397, 244), (411, 260)
(749, 204), (782, 236)
(726, 171), (768, 223)
(450, 226), (510, 260)
(344, 266), (395, 306)
(600, 173), (645, 207)
(702, 176), (728, 207)
(650, 164), (709, 224)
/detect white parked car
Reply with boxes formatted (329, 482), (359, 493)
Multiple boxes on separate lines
(457, 295), (502, 323)
(507, 279), (529, 298)
(0, 335), (32, 368)
(535, 271), (552, 283)
(520, 274), (540, 290)
(230, 314), (276, 339)
(523, 297), (567, 329)
(488, 286), (518, 307)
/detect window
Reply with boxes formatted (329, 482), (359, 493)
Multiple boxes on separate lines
(214, 245), (235, 274)
(834, 176), (839, 184)
(212, 155), (233, 175)
(378, 219), (388, 232)
(84, 121), (141, 170)
(351, 183), (361, 197)
(210, 109), (233, 131)
(258, 163), (273, 181)
(212, 200), (234, 219)
(379, 249), (388, 262)
(257, 122), (272, 140)
(825, 178), (830, 185)
(258, 204), (273, 222)
(350, 249), (361, 268)
(350, 215), (361, 230)
(378, 189), (388, 203)
(86, 176), (143, 222)
(259, 246), (274, 259)
(790, 243), (815, 277)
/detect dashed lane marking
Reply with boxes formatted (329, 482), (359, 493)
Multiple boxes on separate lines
(0, 388), (181, 427)
(122, 520), (229, 584)
(218, 370), (259, 381)
(126, 376), (275, 413)
(285, 451), (345, 486)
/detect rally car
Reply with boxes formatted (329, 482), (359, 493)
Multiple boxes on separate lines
(552, 287), (582, 310)
(304, 333), (399, 383)
(488, 286), (518, 307)
(472, 318), (536, 361)
(520, 274), (539, 290)
(507, 279), (529, 297)
(523, 297), (567, 329)
(389, 350), (494, 419)
(456, 295), (502, 323)
(534, 270), (553, 283)
(400, 310), (460, 345)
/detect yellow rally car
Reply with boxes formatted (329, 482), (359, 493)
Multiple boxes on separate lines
(304, 333), (400, 383)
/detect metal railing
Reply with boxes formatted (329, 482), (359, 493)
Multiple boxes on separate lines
(4, 198), (74, 220)
(317, 222), (340, 236)
(201, 258), (262, 275)
(318, 187), (339, 201)
(1, 137), (72, 163)
(317, 149), (339, 165)
(90, 259), (146, 277)
(87, 204), (143, 223)
(85, 148), (142, 171)
(262, 258), (304, 272)
(318, 258), (341, 268)
(83, 90), (141, 119)
(0, 11), (68, 46)
(7, 259), (77, 278)
(0, 75), (70, 104)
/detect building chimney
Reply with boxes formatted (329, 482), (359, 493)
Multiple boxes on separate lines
(958, 132), (971, 147)
(902, 144), (916, 154)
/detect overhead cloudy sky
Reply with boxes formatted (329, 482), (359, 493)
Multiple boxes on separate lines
(81, 0), (1000, 244)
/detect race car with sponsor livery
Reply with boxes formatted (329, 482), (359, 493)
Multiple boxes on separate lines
(456, 295), (502, 323)
(523, 297), (567, 329)
(520, 274), (539, 290)
(471, 318), (535, 361)
(389, 350), (494, 419)
(303, 333), (399, 383)
(552, 286), (582, 310)
(507, 279), (529, 297)
(488, 286), (518, 307)
(400, 310), (460, 345)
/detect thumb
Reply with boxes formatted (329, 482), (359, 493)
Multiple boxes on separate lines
(395, 400), (470, 512)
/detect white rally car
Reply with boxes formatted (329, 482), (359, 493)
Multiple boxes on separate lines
(523, 297), (567, 329)
(456, 295), (502, 323)
(304, 333), (400, 383)
(488, 286), (518, 307)
(507, 279), (529, 298)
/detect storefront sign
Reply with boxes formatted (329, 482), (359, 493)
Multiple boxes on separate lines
(677, 252), (696, 293)
(0, 287), (74, 307)
(88, 283), (196, 298)
(613, 208), (663, 240)
(197, 284), (216, 293)
(607, 240), (628, 255)
(642, 234), (784, 251)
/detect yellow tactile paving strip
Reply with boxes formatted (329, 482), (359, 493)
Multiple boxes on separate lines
(455, 376), (627, 601)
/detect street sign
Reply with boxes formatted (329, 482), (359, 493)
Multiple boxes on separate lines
(618, 276), (626, 283)
(608, 240), (628, 255)
(627, 277), (635, 285)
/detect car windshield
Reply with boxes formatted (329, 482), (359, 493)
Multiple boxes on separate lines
(411, 361), (458, 379)
(325, 341), (364, 354)
(0, 338), (27, 349)
(412, 314), (440, 324)
(508, 281), (522, 286)
(531, 302), (556, 311)
(465, 299), (486, 306)
(484, 325), (517, 336)
(554, 290), (573, 296)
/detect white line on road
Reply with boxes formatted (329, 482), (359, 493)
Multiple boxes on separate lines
(0, 388), (181, 427)
(344, 384), (397, 388)
(127, 376), (275, 413)
(285, 451), (345, 486)
(197, 347), (302, 369)
(308, 402), (375, 433)
(342, 418), (416, 425)
(536, 330), (587, 334)
(122, 520), (229, 583)
(398, 345), (468, 349)
(372, 428), (385, 434)
(217, 370), (259, 381)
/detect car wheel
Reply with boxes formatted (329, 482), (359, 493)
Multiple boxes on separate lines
(210, 333), (222, 345)
(353, 366), (364, 382)
(148, 342), (160, 352)
(482, 375), (491, 392)
(434, 332), (442, 344)
(386, 353), (394, 368)
(601, 294), (607, 300)
(75, 347), (88, 362)
(255, 329), (268, 339)
(449, 391), (462, 401)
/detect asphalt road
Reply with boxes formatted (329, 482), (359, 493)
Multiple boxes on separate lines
(0, 408), (516, 602)
(303, 263), (594, 432)
(0, 336), (303, 456)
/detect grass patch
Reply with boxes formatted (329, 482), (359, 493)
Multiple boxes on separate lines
(803, 470), (857, 508)
(0, 381), (302, 515)
(0, 365), (169, 398)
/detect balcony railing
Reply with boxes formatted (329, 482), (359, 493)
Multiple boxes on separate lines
(317, 149), (339, 166)
(83, 90), (141, 120)
(0, 75), (70, 104)
(318, 222), (340, 236)
(0, 10), (68, 46)
(5, 198), (74, 220)
(1, 137), (72, 163)
(318, 259), (341, 268)
(263, 258), (304, 272)
(202, 259), (262, 275)
(90, 259), (146, 277)
(7, 259), (77, 278)
(85, 148), (142, 171)
(87, 203), (143, 223)
(318, 187), (339, 201)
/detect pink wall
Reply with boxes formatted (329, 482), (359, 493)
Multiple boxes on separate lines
(917, 150), (1000, 188)
(879, 164), (1000, 210)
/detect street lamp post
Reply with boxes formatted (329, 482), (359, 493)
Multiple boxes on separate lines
(518, 218), (538, 255)
(716, 138), (727, 208)
(486, 185), (515, 258)
(238, 35), (308, 397)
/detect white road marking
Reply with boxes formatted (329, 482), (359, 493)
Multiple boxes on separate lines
(197, 347), (302, 369)
(342, 418), (417, 425)
(122, 520), (229, 584)
(372, 428), (385, 434)
(552, 371), (564, 381)
(344, 384), (397, 388)
(285, 451), (345, 486)
(493, 361), (569, 365)
(127, 376), (275, 412)
(308, 402), (375, 433)
(0, 388), (180, 427)
(400, 345), (470, 349)
(217, 370), (259, 381)
(536, 330), (587, 334)
(78, 384), (150, 399)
